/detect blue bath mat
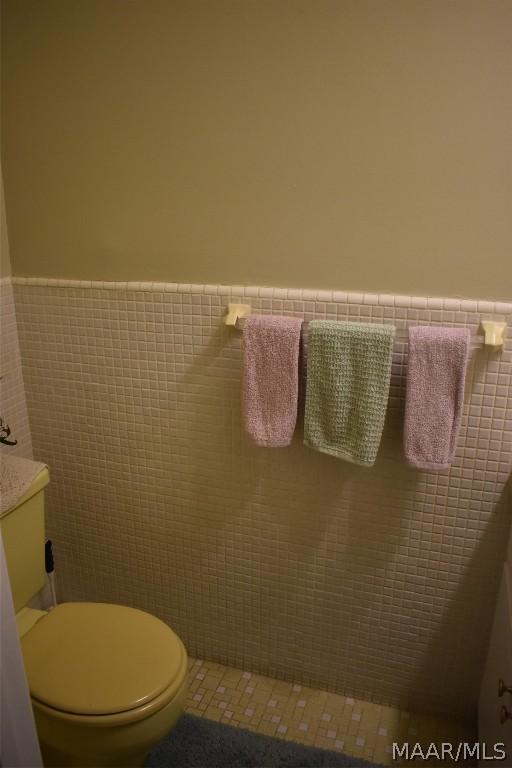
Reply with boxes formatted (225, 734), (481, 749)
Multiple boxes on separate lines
(145, 713), (384, 767)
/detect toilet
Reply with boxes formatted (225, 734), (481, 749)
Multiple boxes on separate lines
(0, 462), (188, 767)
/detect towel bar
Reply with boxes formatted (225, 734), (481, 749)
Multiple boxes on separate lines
(229, 314), (506, 350)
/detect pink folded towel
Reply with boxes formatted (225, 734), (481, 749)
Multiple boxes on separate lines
(242, 315), (303, 447)
(404, 326), (470, 469)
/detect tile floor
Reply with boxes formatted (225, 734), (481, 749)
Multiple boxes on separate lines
(185, 659), (475, 766)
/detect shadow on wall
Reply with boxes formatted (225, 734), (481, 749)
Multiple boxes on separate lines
(174, 319), (511, 720)
(178, 321), (426, 695)
(407, 483), (512, 721)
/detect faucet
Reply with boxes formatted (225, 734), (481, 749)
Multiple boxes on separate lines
(0, 418), (18, 446)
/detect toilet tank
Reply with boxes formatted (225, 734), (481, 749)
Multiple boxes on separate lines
(0, 465), (49, 613)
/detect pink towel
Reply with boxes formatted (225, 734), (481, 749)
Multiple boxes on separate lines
(243, 315), (303, 447)
(404, 326), (470, 469)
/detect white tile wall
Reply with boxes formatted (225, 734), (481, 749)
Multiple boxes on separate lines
(13, 278), (512, 719)
(0, 277), (33, 458)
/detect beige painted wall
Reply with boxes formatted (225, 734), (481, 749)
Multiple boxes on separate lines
(2, 0), (511, 299)
(0, 6), (11, 280)
(1, 172), (12, 279)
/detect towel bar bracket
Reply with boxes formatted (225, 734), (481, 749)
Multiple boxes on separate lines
(481, 321), (506, 348)
(224, 303), (251, 327)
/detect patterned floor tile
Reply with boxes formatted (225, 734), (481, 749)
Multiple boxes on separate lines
(185, 659), (475, 766)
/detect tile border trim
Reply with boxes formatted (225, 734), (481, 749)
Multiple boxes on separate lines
(9, 276), (512, 315)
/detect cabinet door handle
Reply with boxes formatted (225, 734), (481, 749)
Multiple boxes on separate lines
(499, 680), (512, 697)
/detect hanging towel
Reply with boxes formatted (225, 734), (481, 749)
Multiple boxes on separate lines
(242, 315), (303, 447)
(404, 326), (470, 470)
(304, 321), (395, 466)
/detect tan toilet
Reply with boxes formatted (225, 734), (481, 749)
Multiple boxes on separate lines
(1, 463), (188, 767)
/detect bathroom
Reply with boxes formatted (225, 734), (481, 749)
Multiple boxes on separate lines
(0, 1), (511, 766)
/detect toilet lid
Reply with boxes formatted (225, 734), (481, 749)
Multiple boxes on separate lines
(21, 602), (186, 716)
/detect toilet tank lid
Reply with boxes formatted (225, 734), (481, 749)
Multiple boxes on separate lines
(21, 602), (186, 716)
(0, 459), (49, 518)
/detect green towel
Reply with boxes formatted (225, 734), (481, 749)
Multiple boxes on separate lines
(304, 321), (395, 466)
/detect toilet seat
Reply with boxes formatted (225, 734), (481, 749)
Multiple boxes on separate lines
(21, 602), (187, 724)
